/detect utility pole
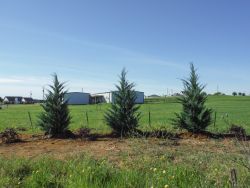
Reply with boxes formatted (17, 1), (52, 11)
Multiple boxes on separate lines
(42, 86), (45, 100)
(30, 91), (32, 98)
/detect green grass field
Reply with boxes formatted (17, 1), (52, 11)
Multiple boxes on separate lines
(0, 95), (250, 134)
(1, 95), (250, 187)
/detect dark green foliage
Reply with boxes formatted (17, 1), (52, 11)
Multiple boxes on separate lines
(173, 63), (213, 133)
(232, 92), (237, 96)
(0, 97), (3, 103)
(38, 74), (71, 137)
(104, 68), (141, 136)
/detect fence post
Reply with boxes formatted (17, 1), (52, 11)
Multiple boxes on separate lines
(28, 111), (33, 132)
(213, 111), (217, 128)
(148, 109), (151, 128)
(86, 111), (89, 127)
(230, 169), (237, 188)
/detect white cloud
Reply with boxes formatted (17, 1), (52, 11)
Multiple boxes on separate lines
(0, 78), (23, 84)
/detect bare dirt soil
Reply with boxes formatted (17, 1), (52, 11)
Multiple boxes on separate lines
(0, 133), (248, 164)
(0, 134), (129, 160)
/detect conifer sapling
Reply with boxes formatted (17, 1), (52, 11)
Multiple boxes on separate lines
(173, 63), (212, 133)
(104, 68), (141, 136)
(38, 74), (71, 137)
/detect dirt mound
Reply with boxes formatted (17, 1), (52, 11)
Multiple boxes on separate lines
(0, 133), (249, 162)
(0, 134), (129, 160)
(0, 128), (21, 144)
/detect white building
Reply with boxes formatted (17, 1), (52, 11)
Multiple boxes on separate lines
(91, 91), (144, 104)
(64, 92), (90, 105)
(3, 96), (22, 104)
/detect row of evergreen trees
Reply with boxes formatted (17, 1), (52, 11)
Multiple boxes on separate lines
(38, 63), (212, 138)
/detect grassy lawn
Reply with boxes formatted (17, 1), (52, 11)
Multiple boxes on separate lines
(0, 95), (250, 134)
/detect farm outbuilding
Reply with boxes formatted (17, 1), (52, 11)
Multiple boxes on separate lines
(91, 91), (144, 104)
(91, 93), (107, 104)
(64, 92), (90, 105)
(3, 96), (23, 104)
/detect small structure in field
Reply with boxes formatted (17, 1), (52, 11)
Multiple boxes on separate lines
(64, 92), (90, 105)
(91, 91), (144, 104)
(3, 96), (23, 104)
(91, 93), (107, 104)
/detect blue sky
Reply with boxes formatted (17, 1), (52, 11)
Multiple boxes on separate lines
(0, 0), (250, 98)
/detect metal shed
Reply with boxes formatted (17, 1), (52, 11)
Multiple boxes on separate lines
(91, 91), (144, 104)
(64, 92), (90, 105)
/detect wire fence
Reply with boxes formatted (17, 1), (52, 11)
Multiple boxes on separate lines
(0, 105), (176, 132)
(1, 96), (249, 134)
(144, 97), (179, 104)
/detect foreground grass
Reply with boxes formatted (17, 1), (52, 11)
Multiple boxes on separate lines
(0, 96), (250, 134)
(0, 136), (250, 188)
(0, 149), (249, 188)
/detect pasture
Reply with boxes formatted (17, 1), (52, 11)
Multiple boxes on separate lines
(0, 95), (250, 134)
(0, 95), (250, 187)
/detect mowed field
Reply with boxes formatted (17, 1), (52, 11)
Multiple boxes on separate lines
(0, 95), (250, 134)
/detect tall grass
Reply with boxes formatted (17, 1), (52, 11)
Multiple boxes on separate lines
(0, 152), (249, 188)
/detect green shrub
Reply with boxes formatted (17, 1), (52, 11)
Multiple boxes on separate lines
(37, 74), (71, 137)
(173, 63), (213, 133)
(104, 68), (141, 136)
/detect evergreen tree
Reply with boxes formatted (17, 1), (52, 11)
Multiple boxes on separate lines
(38, 74), (71, 137)
(104, 68), (141, 136)
(173, 63), (212, 133)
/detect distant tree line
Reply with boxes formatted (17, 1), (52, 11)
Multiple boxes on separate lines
(232, 92), (246, 96)
(213, 92), (226, 96)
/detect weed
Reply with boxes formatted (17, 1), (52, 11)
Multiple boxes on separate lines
(0, 128), (20, 144)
